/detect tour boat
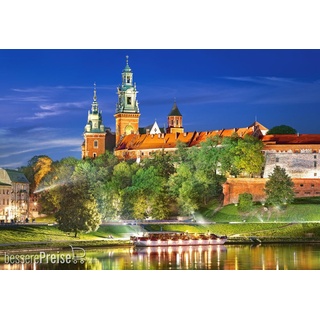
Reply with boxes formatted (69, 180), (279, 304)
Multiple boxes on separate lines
(130, 232), (227, 247)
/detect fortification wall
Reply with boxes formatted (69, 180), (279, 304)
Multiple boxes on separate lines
(223, 178), (320, 206)
(263, 151), (320, 178)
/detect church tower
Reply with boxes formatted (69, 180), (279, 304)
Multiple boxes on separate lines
(82, 84), (106, 159)
(114, 56), (140, 145)
(167, 100), (184, 133)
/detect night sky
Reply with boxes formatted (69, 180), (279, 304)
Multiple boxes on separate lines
(1, 49), (320, 168)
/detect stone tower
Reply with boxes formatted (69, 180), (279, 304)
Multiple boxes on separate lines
(82, 84), (106, 159)
(167, 100), (184, 133)
(114, 56), (140, 145)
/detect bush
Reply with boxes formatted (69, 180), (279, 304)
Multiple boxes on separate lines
(238, 193), (253, 212)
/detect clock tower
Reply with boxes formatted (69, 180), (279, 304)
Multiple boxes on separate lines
(114, 56), (140, 145)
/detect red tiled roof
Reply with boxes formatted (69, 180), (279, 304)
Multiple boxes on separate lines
(262, 134), (320, 145)
(115, 125), (258, 151)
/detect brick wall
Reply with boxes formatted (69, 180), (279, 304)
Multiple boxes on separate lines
(223, 178), (320, 206)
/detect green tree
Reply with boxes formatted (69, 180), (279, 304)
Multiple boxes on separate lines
(55, 181), (101, 238)
(265, 166), (295, 207)
(36, 157), (79, 215)
(168, 163), (200, 215)
(238, 193), (253, 212)
(267, 125), (297, 134)
(233, 134), (264, 177)
(129, 166), (170, 219)
(220, 134), (241, 177)
(103, 161), (138, 220)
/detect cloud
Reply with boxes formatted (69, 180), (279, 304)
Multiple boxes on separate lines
(17, 101), (87, 120)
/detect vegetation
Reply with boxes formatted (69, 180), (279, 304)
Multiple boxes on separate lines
(2, 197), (320, 250)
(265, 166), (295, 207)
(22, 133), (264, 227)
(238, 193), (253, 212)
(267, 124), (297, 135)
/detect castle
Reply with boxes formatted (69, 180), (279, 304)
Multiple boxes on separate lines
(82, 57), (320, 205)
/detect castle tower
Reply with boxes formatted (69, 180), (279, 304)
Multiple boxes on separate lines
(167, 100), (184, 133)
(114, 56), (140, 145)
(82, 84), (106, 159)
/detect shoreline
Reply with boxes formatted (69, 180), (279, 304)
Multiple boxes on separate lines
(1, 237), (320, 254)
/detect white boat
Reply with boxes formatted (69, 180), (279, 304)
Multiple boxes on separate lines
(130, 232), (227, 247)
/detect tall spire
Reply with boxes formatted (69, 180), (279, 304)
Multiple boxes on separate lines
(123, 55), (131, 72)
(93, 82), (97, 102)
(91, 82), (98, 113)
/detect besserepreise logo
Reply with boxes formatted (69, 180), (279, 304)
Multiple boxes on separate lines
(4, 245), (86, 265)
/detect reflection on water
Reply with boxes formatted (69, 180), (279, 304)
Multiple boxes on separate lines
(1, 244), (320, 270)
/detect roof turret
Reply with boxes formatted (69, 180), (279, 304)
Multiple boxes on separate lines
(168, 101), (182, 116)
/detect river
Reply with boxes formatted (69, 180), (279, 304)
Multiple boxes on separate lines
(1, 243), (320, 270)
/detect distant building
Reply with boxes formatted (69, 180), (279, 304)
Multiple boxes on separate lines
(0, 168), (30, 222)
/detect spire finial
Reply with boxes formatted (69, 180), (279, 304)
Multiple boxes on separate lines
(126, 55), (129, 65)
(93, 82), (97, 101)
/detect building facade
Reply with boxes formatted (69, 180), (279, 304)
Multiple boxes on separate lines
(0, 168), (30, 222)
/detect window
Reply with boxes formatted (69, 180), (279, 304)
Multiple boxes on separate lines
(276, 157), (279, 163)
(176, 119), (179, 126)
(311, 184), (315, 188)
(127, 76), (130, 83)
(314, 161), (317, 168)
(94, 140), (98, 148)
(93, 153), (97, 158)
(127, 97), (132, 105)
(315, 173), (318, 177)
(314, 155), (317, 159)
(300, 184), (304, 187)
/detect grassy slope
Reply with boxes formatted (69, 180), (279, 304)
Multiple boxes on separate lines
(2, 197), (320, 248)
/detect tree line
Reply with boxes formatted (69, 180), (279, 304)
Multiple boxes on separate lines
(20, 134), (266, 236)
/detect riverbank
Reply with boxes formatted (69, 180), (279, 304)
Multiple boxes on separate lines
(1, 222), (320, 252)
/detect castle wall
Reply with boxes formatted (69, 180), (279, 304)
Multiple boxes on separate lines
(223, 178), (320, 206)
(263, 149), (320, 178)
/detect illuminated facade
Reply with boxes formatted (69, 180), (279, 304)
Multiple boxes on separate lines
(0, 168), (30, 222)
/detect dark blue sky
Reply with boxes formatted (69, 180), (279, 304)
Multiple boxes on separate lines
(1, 49), (320, 168)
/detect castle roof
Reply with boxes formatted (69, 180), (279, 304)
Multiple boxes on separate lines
(262, 134), (320, 145)
(115, 125), (258, 152)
